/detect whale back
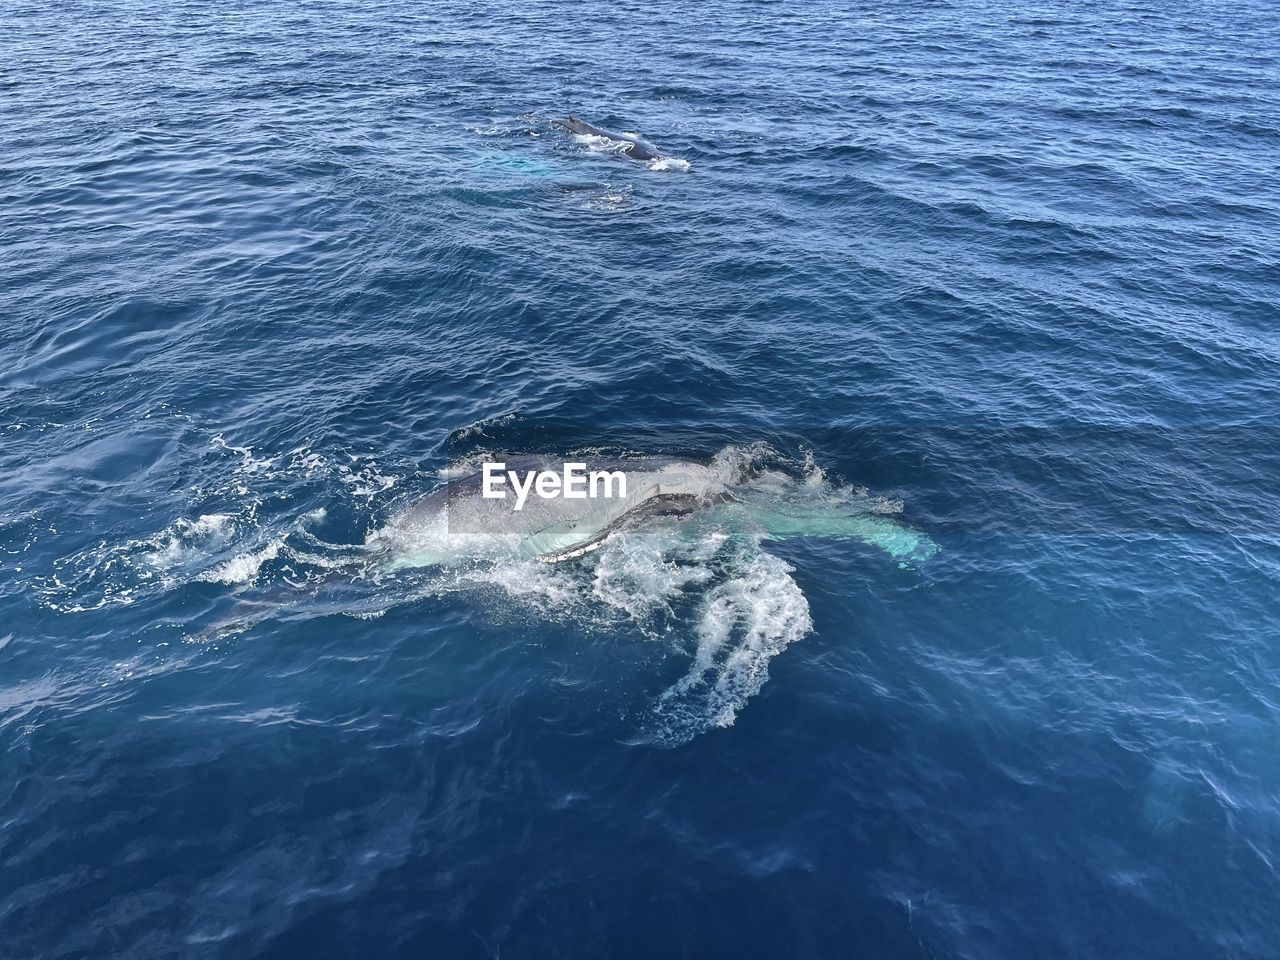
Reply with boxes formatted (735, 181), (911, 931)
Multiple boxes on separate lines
(382, 457), (727, 567)
(554, 117), (663, 163)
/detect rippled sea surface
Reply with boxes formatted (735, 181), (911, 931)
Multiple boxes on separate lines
(4, 0), (1280, 956)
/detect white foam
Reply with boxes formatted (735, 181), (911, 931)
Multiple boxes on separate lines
(137, 513), (235, 569)
(708, 441), (778, 483)
(573, 132), (621, 154)
(647, 156), (692, 172)
(473, 558), (581, 608)
(200, 539), (283, 585)
(591, 524), (721, 621)
(338, 461), (397, 497)
(653, 543), (812, 739)
(41, 431), (424, 616)
(211, 434), (275, 474)
(582, 185), (636, 211)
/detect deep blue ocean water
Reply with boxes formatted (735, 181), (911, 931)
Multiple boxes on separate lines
(3, 0), (1280, 956)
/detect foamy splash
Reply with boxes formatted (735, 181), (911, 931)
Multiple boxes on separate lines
(647, 156), (692, 172)
(367, 510), (815, 743)
(659, 544), (812, 735)
(590, 520), (812, 742)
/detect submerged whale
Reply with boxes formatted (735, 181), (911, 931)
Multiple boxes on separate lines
(372, 455), (937, 570)
(554, 117), (672, 165)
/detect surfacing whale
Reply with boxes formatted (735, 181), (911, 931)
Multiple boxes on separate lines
(378, 456), (727, 567)
(372, 455), (937, 570)
(554, 117), (673, 165)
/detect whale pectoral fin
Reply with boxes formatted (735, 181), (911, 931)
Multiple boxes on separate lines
(534, 494), (704, 564)
(536, 537), (608, 564)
